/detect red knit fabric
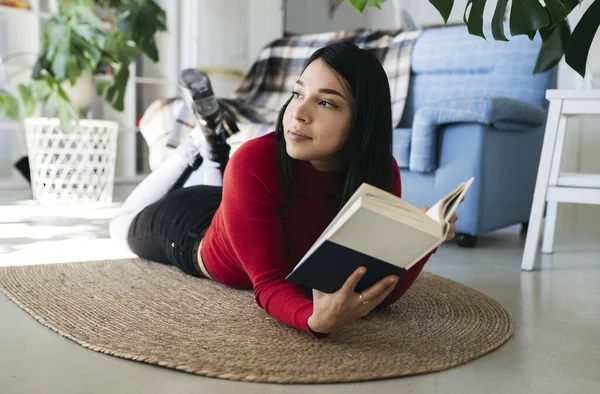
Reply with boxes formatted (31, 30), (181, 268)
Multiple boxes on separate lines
(201, 132), (432, 337)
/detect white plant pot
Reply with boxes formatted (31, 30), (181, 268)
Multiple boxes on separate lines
(24, 118), (119, 207)
(60, 73), (96, 113)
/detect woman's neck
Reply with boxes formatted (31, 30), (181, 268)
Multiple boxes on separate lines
(309, 157), (344, 172)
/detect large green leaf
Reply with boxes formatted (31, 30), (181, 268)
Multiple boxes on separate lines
(510, 0), (551, 40)
(57, 99), (80, 134)
(463, 0), (487, 39)
(45, 21), (68, 61)
(367, 0), (386, 9)
(347, 0), (388, 13)
(492, 0), (509, 41)
(130, 0), (167, 62)
(55, 84), (71, 103)
(17, 84), (37, 116)
(30, 80), (52, 100)
(0, 90), (21, 120)
(429, 0), (455, 24)
(100, 65), (129, 111)
(76, 5), (106, 31)
(348, 0), (368, 13)
(545, 0), (570, 28)
(565, 0), (600, 77)
(534, 19), (571, 73)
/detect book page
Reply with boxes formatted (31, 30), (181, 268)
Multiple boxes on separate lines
(296, 198), (365, 267)
(310, 182), (412, 250)
(425, 178), (474, 224)
(314, 183), (384, 244)
(328, 207), (442, 269)
(363, 198), (441, 237)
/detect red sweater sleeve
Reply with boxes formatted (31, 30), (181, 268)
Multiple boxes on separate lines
(219, 142), (323, 338)
(380, 158), (434, 307)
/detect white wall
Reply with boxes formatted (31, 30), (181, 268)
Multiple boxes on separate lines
(248, 0), (284, 65)
(0, 5), (41, 181)
(180, 0), (282, 97)
(284, 0), (364, 34)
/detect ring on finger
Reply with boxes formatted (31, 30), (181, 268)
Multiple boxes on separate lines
(358, 292), (369, 305)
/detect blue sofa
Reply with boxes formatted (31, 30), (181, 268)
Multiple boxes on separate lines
(394, 24), (556, 246)
(188, 24), (557, 247)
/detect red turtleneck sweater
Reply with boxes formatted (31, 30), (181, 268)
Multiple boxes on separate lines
(201, 132), (431, 337)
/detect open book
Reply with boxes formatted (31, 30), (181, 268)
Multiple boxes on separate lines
(286, 177), (475, 294)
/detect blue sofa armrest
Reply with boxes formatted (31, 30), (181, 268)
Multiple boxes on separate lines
(409, 97), (547, 172)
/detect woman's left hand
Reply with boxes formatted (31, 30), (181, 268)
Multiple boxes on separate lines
(420, 206), (459, 242)
(445, 212), (458, 242)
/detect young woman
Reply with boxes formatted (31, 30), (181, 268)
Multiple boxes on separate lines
(109, 41), (458, 338)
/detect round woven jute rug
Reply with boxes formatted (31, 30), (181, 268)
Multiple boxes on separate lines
(0, 258), (513, 383)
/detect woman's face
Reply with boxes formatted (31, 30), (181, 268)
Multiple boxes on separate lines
(283, 58), (353, 172)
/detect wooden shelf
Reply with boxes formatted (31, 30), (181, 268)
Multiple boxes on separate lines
(135, 76), (176, 86)
(96, 75), (176, 86)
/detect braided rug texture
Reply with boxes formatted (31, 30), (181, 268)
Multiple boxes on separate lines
(0, 258), (513, 383)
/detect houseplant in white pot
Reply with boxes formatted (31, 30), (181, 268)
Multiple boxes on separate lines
(0, 0), (167, 206)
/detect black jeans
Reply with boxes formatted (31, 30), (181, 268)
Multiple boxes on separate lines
(127, 185), (223, 278)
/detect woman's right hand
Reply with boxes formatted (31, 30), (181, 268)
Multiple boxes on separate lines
(307, 267), (400, 334)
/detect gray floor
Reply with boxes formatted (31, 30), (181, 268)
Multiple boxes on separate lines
(1, 186), (599, 394)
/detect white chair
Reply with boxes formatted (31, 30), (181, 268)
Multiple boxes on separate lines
(521, 89), (600, 271)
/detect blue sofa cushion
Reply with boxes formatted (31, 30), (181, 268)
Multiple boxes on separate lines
(406, 97), (547, 172)
(399, 23), (555, 131)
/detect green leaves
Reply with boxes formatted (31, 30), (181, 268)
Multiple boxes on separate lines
(491, 0), (509, 41)
(98, 65), (129, 111)
(45, 19), (70, 78)
(545, 0), (572, 28)
(430, 0), (455, 24)
(534, 20), (571, 73)
(17, 85), (36, 116)
(1, 0), (167, 127)
(132, 0), (168, 61)
(510, 0), (550, 40)
(348, 0), (388, 13)
(464, 0), (487, 39)
(566, 0), (600, 77)
(422, 0), (597, 78)
(367, 0), (386, 9)
(0, 90), (21, 120)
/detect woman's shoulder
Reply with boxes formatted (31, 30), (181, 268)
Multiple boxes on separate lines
(230, 132), (278, 161)
(226, 131), (280, 179)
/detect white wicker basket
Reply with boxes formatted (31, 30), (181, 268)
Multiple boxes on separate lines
(24, 118), (119, 206)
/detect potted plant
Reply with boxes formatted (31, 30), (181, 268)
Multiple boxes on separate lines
(0, 0), (167, 206)
(348, 0), (600, 79)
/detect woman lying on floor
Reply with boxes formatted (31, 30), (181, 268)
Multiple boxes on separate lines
(109, 41), (459, 338)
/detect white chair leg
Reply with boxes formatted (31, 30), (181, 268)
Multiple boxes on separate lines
(521, 100), (563, 271)
(542, 201), (558, 254)
(541, 114), (567, 255)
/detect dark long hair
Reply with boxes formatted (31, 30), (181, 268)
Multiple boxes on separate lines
(275, 41), (394, 210)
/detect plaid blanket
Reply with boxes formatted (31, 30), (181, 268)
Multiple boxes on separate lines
(139, 29), (421, 169)
(221, 28), (421, 129)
